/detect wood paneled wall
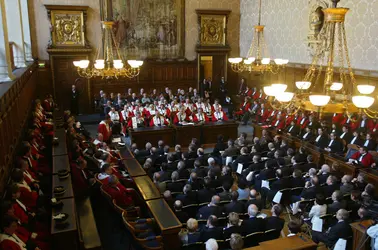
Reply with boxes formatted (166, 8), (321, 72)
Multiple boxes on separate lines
(0, 63), (38, 192)
(90, 59), (198, 95)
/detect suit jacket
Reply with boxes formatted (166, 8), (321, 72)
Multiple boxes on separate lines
(218, 190), (231, 201)
(223, 146), (238, 157)
(324, 221), (353, 247)
(224, 201), (246, 214)
(339, 132), (353, 145)
(318, 173), (330, 185)
(196, 205), (224, 220)
(192, 167), (207, 178)
(314, 135), (329, 149)
(265, 216), (285, 232)
(241, 217), (265, 236)
(223, 226), (243, 239)
(362, 139), (377, 151)
(187, 179), (203, 191)
(177, 191), (198, 205)
(167, 181), (185, 193)
(197, 188), (217, 204)
(175, 210), (189, 223)
(301, 131), (313, 141)
(322, 183), (339, 198)
(327, 139), (343, 153)
(327, 201), (346, 214)
(340, 183), (354, 195)
(290, 177), (305, 188)
(301, 162), (317, 173)
(286, 125), (300, 137)
(178, 169), (190, 180)
(349, 136), (363, 147)
(300, 185), (323, 200)
(200, 227), (224, 242)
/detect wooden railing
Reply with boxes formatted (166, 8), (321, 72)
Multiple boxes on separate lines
(0, 63), (38, 193)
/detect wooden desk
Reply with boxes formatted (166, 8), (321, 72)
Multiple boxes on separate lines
(359, 168), (378, 195)
(53, 155), (70, 175)
(52, 174), (74, 200)
(117, 145), (134, 159)
(324, 154), (359, 176)
(51, 198), (78, 250)
(122, 158), (146, 177)
(202, 121), (238, 144)
(174, 124), (202, 146)
(146, 199), (182, 250)
(350, 220), (374, 250)
(53, 128), (67, 156)
(133, 175), (161, 200)
(258, 234), (317, 250)
(129, 126), (175, 148)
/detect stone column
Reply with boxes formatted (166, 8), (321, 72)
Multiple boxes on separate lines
(0, 0), (16, 81)
(5, 0), (27, 68)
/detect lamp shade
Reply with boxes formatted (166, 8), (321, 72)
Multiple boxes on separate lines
(261, 58), (271, 65)
(228, 58), (243, 64)
(244, 57), (255, 65)
(357, 84), (375, 94)
(128, 60), (143, 68)
(263, 86), (275, 96)
(94, 63), (104, 69)
(295, 81), (311, 90)
(274, 59), (283, 65)
(73, 61), (80, 67)
(79, 60), (90, 69)
(309, 95), (330, 106)
(271, 83), (287, 93)
(276, 92), (294, 102)
(352, 96), (375, 108)
(330, 82), (343, 91)
(114, 63), (124, 69)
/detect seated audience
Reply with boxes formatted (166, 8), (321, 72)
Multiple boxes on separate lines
(200, 215), (224, 242)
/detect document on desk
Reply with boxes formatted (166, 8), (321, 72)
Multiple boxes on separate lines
(273, 191), (282, 203)
(226, 157), (233, 166)
(182, 122), (195, 126)
(334, 238), (347, 250)
(262, 180), (270, 190)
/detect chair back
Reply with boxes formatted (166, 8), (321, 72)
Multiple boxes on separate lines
(264, 229), (280, 241)
(100, 185), (113, 205)
(182, 204), (199, 218)
(243, 231), (263, 248)
(182, 242), (204, 250)
(291, 186), (304, 196)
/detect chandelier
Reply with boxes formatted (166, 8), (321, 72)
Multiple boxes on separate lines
(228, 0), (288, 74)
(73, 21), (143, 79)
(265, 0), (376, 118)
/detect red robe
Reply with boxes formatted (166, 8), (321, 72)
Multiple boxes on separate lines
(358, 119), (375, 132)
(285, 115), (295, 127)
(98, 121), (112, 142)
(297, 117), (309, 129)
(332, 113), (345, 125)
(271, 119), (285, 130)
(103, 183), (134, 208)
(17, 182), (38, 209)
(235, 102), (251, 115)
(350, 152), (375, 167)
(149, 116), (169, 127)
(173, 113), (189, 125)
(256, 108), (269, 122)
(158, 108), (171, 118)
(212, 111), (229, 121)
(70, 164), (90, 192)
(192, 113), (209, 123)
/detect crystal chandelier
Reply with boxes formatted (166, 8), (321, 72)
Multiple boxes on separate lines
(265, 0), (376, 117)
(228, 0), (288, 74)
(73, 21), (143, 79)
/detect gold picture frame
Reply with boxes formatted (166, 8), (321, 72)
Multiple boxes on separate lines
(200, 15), (226, 46)
(45, 5), (89, 48)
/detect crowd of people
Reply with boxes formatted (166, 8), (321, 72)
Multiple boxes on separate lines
(94, 87), (232, 140)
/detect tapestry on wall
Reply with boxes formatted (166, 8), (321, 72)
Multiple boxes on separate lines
(110, 0), (185, 59)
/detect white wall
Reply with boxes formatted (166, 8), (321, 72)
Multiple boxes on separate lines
(240, 0), (378, 71)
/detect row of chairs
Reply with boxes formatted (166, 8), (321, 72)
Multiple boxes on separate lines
(182, 229), (280, 250)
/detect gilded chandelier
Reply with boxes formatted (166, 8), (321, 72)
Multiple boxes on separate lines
(228, 0), (288, 74)
(73, 21), (143, 79)
(264, 0), (376, 118)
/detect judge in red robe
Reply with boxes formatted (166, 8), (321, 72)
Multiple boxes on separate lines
(235, 97), (251, 116)
(271, 115), (285, 130)
(347, 147), (375, 167)
(212, 106), (229, 121)
(98, 116), (112, 142)
(192, 108), (209, 123)
(256, 104), (269, 123)
(103, 175), (134, 209)
(173, 110), (189, 125)
(332, 113), (344, 125)
(149, 114), (169, 127)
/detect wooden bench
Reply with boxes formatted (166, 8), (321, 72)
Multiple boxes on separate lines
(76, 197), (102, 250)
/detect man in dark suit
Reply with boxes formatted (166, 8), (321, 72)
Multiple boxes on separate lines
(219, 166), (234, 186)
(327, 190), (347, 214)
(218, 181), (232, 201)
(167, 171), (185, 193)
(224, 191), (246, 214)
(322, 175), (339, 198)
(318, 164), (331, 185)
(197, 177), (217, 204)
(157, 140), (165, 156)
(301, 126), (313, 141)
(197, 195), (224, 220)
(349, 131), (363, 146)
(267, 169), (291, 201)
(362, 133), (377, 151)
(314, 128), (329, 149)
(166, 154), (178, 171)
(265, 204), (285, 234)
(196, 148), (208, 166)
(312, 209), (353, 248)
(301, 155), (317, 173)
(222, 139), (238, 158)
(232, 147), (252, 172)
(339, 125), (352, 146)
(158, 163), (171, 182)
(290, 169), (305, 188)
(176, 184), (197, 205)
(324, 133), (343, 154)
(173, 200), (189, 223)
(199, 215), (224, 242)
(192, 160), (207, 178)
(187, 172), (203, 191)
(299, 176), (322, 201)
(245, 189), (262, 211)
(138, 142), (153, 158)
(241, 204), (265, 236)
(177, 161), (190, 180)
(286, 120), (300, 137)
(70, 84), (79, 115)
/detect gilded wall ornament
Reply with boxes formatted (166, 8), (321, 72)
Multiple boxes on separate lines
(307, 0), (330, 55)
(200, 16), (225, 46)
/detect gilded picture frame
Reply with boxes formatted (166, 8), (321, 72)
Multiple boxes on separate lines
(199, 15), (226, 46)
(50, 10), (85, 47)
(105, 0), (185, 59)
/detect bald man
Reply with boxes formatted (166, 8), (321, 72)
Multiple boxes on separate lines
(196, 195), (224, 219)
(241, 204), (265, 235)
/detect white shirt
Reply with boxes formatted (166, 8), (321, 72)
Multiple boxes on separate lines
(288, 126), (294, 132)
(350, 136), (357, 144)
(367, 224), (378, 250)
(300, 118), (306, 124)
(358, 153), (366, 162)
(315, 135), (322, 142)
(364, 140), (369, 147)
(309, 204), (327, 224)
(328, 140), (334, 147)
(340, 132), (346, 139)
(108, 111), (120, 122)
(274, 120), (280, 126)
(303, 132), (309, 139)
(361, 120), (366, 127)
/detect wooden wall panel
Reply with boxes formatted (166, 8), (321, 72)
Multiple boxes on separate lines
(0, 63), (38, 193)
